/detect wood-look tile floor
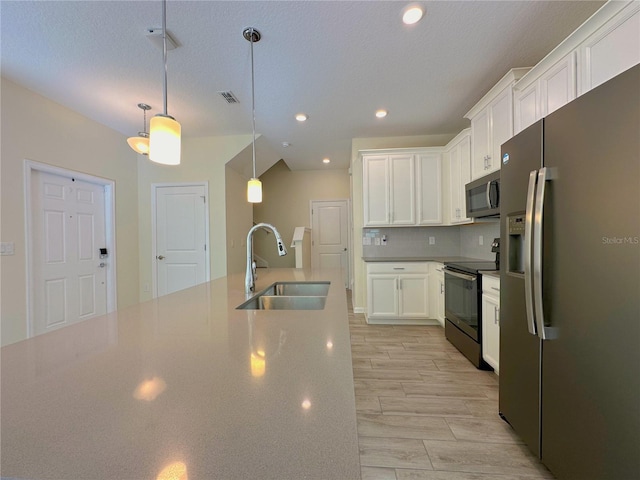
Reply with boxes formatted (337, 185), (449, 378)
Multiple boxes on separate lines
(347, 293), (555, 480)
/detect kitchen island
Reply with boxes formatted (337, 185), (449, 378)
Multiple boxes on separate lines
(1, 268), (360, 480)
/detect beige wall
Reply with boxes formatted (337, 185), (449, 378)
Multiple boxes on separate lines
(253, 160), (350, 268)
(350, 134), (456, 312)
(0, 78), (140, 346)
(137, 135), (253, 302)
(225, 165), (254, 275)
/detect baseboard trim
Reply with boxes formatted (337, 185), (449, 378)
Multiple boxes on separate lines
(354, 307), (365, 314)
(366, 317), (442, 326)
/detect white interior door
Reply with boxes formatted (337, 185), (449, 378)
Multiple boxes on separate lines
(311, 200), (350, 287)
(32, 171), (108, 335)
(154, 184), (208, 296)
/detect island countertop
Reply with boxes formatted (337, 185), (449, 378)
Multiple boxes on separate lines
(1, 268), (360, 480)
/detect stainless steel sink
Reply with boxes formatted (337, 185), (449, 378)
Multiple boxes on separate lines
(236, 281), (330, 310)
(265, 281), (330, 297)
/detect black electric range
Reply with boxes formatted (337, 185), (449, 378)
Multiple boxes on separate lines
(443, 260), (498, 369)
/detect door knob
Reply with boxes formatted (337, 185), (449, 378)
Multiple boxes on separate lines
(99, 262), (106, 268)
(157, 255), (165, 260)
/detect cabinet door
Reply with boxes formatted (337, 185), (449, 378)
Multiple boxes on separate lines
(416, 153), (442, 224)
(489, 87), (513, 174)
(578, 6), (640, 95)
(448, 135), (472, 224)
(540, 52), (576, 117)
(389, 155), (415, 225)
(514, 82), (539, 135)
(367, 275), (398, 318)
(363, 155), (390, 226)
(482, 292), (500, 373)
(470, 109), (490, 180)
(398, 274), (429, 318)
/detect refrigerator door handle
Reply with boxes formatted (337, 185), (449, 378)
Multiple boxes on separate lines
(524, 170), (538, 336)
(533, 167), (557, 340)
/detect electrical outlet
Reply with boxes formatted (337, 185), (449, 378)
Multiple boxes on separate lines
(429, 236), (436, 245)
(374, 237), (381, 246)
(479, 235), (484, 246)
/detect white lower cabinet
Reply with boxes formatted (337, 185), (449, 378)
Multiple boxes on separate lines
(366, 262), (435, 324)
(481, 275), (500, 373)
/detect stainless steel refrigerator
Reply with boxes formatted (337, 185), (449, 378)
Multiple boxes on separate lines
(499, 64), (639, 479)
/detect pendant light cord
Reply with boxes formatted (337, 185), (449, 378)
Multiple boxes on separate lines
(162, 0), (168, 115)
(250, 28), (257, 179)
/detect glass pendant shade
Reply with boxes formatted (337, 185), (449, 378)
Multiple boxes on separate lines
(127, 134), (150, 155)
(149, 114), (181, 165)
(247, 177), (262, 203)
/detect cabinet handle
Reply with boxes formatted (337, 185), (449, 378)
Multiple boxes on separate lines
(495, 306), (500, 324)
(393, 267), (405, 270)
(491, 286), (500, 292)
(440, 282), (444, 294)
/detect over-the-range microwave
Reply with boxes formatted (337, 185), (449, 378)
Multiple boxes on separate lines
(465, 171), (500, 218)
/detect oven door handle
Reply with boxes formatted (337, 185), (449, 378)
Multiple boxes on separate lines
(444, 269), (477, 282)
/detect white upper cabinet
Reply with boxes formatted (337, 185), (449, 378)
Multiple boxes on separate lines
(445, 129), (472, 224)
(389, 154), (416, 225)
(514, 53), (577, 134)
(362, 155), (390, 226)
(416, 153), (442, 225)
(578, 2), (640, 95)
(362, 148), (442, 227)
(513, 1), (638, 134)
(466, 68), (530, 180)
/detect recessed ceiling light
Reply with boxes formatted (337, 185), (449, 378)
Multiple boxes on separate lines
(295, 113), (308, 122)
(402, 5), (424, 25)
(375, 109), (388, 118)
(322, 158), (331, 164)
(282, 142), (291, 147)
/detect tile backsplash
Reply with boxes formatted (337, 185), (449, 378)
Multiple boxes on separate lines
(362, 221), (499, 260)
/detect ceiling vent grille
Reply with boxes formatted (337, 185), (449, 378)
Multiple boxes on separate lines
(218, 91), (240, 104)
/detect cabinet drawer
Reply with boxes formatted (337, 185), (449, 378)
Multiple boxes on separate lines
(482, 275), (500, 296)
(367, 262), (429, 274)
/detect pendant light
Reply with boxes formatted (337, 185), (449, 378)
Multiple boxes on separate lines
(244, 27), (262, 203)
(149, 0), (181, 165)
(127, 103), (152, 155)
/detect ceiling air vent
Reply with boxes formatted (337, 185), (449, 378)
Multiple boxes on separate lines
(218, 91), (240, 104)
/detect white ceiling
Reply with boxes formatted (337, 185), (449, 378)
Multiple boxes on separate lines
(1, 0), (605, 171)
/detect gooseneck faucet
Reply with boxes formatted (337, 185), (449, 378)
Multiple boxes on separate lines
(246, 223), (287, 293)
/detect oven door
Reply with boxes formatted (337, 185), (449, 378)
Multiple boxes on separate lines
(444, 268), (479, 341)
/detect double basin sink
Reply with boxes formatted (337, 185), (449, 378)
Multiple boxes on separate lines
(237, 281), (330, 310)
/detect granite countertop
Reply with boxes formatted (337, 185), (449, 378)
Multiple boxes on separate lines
(362, 256), (488, 263)
(0, 268), (360, 480)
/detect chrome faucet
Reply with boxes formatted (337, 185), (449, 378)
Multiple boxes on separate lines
(246, 223), (287, 293)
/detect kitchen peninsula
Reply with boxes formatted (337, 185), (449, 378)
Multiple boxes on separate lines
(1, 269), (360, 480)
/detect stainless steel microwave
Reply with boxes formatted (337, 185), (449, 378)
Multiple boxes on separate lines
(465, 171), (500, 218)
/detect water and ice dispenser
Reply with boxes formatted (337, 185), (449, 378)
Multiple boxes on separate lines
(507, 214), (526, 275)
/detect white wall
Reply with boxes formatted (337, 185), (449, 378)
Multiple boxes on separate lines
(225, 165), (254, 275)
(350, 134), (456, 312)
(137, 135), (253, 302)
(253, 160), (350, 268)
(0, 78), (140, 346)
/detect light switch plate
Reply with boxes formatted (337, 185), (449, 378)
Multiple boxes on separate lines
(429, 236), (436, 245)
(0, 242), (15, 255)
